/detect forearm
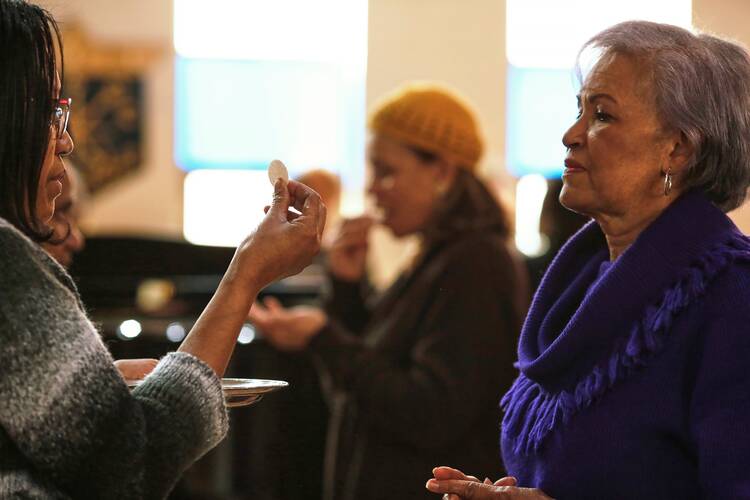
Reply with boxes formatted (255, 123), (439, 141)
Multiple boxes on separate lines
(179, 270), (260, 377)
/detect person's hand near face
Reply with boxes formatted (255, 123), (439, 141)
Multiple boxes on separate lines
(327, 216), (375, 282)
(248, 296), (327, 351)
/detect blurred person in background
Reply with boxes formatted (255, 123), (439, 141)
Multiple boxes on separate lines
(250, 82), (529, 500)
(524, 179), (590, 292)
(296, 168), (342, 245)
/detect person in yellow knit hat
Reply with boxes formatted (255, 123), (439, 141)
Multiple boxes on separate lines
(250, 82), (530, 500)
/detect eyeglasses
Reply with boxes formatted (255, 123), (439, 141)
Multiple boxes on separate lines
(51, 97), (72, 140)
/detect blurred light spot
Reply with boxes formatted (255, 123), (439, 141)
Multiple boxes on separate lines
(136, 279), (176, 313)
(118, 319), (142, 340)
(166, 322), (187, 343)
(515, 174), (549, 257)
(238, 324), (256, 345)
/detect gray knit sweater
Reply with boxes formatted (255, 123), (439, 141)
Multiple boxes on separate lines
(0, 217), (229, 499)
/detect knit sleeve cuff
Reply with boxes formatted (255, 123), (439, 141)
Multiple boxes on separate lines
(132, 352), (229, 451)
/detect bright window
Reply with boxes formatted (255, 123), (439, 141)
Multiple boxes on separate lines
(174, 0), (368, 246)
(183, 170), (269, 247)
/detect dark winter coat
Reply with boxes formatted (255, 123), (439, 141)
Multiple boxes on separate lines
(310, 170), (529, 500)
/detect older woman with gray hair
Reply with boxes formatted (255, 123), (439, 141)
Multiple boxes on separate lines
(427, 20), (750, 500)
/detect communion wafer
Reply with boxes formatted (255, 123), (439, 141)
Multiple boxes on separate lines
(268, 159), (289, 186)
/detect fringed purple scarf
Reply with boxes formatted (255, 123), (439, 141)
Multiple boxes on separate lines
(501, 191), (750, 455)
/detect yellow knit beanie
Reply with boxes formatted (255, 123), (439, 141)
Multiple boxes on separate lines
(368, 82), (484, 171)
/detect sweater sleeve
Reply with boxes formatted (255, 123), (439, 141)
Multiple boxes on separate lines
(0, 226), (228, 499)
(309, 239), (521, 451)
(690, 270), (750, 499)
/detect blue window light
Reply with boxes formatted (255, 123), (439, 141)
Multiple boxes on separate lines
(506, 65), (579, 178)
(175, 57), (365, 185)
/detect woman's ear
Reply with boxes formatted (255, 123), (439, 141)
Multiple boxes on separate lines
(434, 160), (459, 194)
(667, 130), (695, 174)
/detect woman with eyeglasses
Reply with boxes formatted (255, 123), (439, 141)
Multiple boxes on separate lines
(0, 1), (326, 498)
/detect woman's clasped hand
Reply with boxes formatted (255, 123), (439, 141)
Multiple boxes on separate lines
(426, 467), (552, 499)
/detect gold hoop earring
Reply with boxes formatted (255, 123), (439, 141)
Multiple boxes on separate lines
(664, 168), (673, 196)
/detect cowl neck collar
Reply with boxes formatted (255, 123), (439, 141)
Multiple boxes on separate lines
(502, 191), (750, 455)
(519, 191), (740, 391)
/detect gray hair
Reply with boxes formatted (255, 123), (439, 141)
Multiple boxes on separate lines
(578, 20), (750, 212)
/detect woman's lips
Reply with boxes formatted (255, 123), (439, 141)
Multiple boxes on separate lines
(47, 169), (66, 201)
(48, 168), (66, 184)
(563, 158), (586, 174)
(47, 169), (66, 186)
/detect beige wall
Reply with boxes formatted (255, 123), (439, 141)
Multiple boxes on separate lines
(38, 0), (182, 238)
(367, 0), (506, 175)
(36, 0), (750, 247)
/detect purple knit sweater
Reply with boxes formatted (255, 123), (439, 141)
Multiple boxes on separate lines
(501, 192), (750, 499)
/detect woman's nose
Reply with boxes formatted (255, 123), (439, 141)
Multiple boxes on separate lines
(562, 115), (585, 151)
(367, 176), (383, 196)
(56, 130), (75, 157)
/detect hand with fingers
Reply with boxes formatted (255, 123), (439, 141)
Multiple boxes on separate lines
(248, 296), (327, 351)
(176, 178), (326, 377)
(327, 215), (375, 282)
(234, 178), (327, 290)
(426, 466), (553, 500)
(428, 466), (517, 500)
